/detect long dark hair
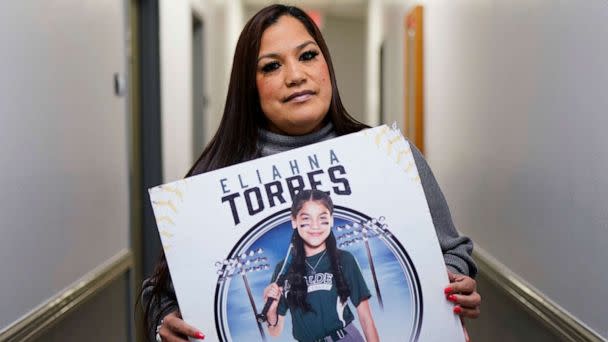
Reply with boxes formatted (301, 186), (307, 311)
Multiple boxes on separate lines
(286, 189), (350, 311)
(143, 4), (366, 333)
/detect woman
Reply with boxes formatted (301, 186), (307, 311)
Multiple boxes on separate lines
(263, 189), (379, 342)
(142, 4), (481, 341)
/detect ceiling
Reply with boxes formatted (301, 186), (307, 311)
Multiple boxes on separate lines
(242, 0), (368, 19)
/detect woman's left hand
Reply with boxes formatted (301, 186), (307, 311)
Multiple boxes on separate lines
(445, 271), (481, 319)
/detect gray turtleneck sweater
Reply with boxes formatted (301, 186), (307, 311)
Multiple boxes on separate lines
(141, 123), (476, 340)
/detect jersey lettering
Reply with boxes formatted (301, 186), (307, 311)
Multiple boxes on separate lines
(305, 272), (333, 293)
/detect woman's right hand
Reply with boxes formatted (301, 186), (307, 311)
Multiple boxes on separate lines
(263, 283), (283, 314)
(157, 310), (205, 341)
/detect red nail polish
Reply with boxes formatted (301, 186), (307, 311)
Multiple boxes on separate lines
(453, 306), (462, 314)
(195, 332), (205, 339)
(444, 287), (453, 294)
(447, 294), (457, 302)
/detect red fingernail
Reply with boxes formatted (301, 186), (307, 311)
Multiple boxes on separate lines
(453, 306), (462, 314)
(444, 287), (453, 294)
(195, 332), (205, 339)
(447, 294), (457, 302)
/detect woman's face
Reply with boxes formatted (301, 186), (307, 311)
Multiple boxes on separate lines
(256, 15), (332, 136)
(292, 200), (333, 255)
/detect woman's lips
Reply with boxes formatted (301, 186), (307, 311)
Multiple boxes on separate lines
(289, 93), (313, 103)
(283, 90), (315, 103)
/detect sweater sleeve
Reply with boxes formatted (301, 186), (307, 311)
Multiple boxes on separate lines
(141, 276), (180, 341)
(410, 143), (478, 278)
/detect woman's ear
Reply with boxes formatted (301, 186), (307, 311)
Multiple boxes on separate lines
(291, 217), (297, 229)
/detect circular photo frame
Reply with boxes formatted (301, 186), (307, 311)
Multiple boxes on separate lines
(214, 206), (423, 341)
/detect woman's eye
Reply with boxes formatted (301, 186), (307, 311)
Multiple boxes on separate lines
(300, 50), (319, 61)
(261, 61), (280, 73)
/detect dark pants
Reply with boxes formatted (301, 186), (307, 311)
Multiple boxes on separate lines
(321, 323), (365, 342)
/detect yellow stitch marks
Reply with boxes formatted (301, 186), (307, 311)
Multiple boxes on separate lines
(386, 136), (401, 154)
(160, 185), (183, 201)
(153, 200), (178, 213)
(375, 126), (389, 146)
(404, 161), (414, 173)
(395, 148), (412, 163)
(160, 230), (174, 238)
(158, 216), (175, 225)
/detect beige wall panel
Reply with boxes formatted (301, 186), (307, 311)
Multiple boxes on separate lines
(34, 276), (129, 342)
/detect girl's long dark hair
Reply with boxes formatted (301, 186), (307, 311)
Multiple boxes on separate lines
(286, 190), (350, 311)
(143, 4), (367, 333)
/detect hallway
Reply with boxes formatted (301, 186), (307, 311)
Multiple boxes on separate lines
(1, 1), (607, 341)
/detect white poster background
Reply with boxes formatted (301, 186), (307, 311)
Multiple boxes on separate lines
(150, 125), (465, 341)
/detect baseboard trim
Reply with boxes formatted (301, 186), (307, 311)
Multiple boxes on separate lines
(0, 249), (133, 342)
(474, 247), (605, 342)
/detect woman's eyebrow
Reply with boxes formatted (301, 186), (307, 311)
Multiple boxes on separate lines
(257, 40), (317, 63)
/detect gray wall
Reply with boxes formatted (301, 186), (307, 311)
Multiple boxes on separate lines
(323, 15), (366, 123)
(34, 275), (130, 342)
(381, 3), (406, 128)
(0, 0), (130, 335)
(467, 273), (560, 341)
(419, 0), (608, 338)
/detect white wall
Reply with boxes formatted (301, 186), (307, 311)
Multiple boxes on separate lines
(0, 0), (129, 331)
(381, 1), (408, 128)
(365, 0), (383, 125)
(159, 0), (244, 182)
(415, 0), (608, 338)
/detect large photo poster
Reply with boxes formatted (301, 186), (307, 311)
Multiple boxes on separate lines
(149, 125), (465, 341)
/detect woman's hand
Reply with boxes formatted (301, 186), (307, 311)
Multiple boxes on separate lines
(445, 271), (481, 318)
(156, 310), (205, 341)
(445, 272), (480, 342)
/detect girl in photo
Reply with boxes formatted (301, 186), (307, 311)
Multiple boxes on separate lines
(263, 189), (379, 342)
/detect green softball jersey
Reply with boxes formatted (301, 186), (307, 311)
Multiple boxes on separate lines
(272, 249), (371, 342)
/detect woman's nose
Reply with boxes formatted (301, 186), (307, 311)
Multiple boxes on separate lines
(284, 61), (306, 87)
